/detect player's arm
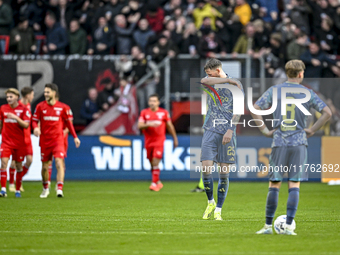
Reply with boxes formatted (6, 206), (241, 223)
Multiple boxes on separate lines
(200, 77), (241, 88)
(166, 121), (178, 148)
(0, 120), (2, 134)
(222, 114), (242, 145)
(304, 106), (332, 138)
(6, 113), (29, 129)
(250, 104), (276, 137)
(32, 106), (41, 136)
(63, 110), (80, 148)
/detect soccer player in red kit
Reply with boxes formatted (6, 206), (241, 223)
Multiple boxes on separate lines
(138, 94), (178, 191)
(32, 83), (80, 198)
(0, 88), (30, 198)
(8, 87), (34, 193)
(47, 94), (73, 188)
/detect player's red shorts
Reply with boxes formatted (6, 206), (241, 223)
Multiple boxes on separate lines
(40, 145), (65, 162)
(0, 145), (26, 162)
(146, 145), (164, 161)
(25, 143), (33, 156)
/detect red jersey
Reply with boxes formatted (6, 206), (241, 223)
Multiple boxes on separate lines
(59, 102), (73, 134)
(0, 104), (30, 149)
(138, 107), (170, 147)
(32, 101), (74, 148)
(19, 100), (32, 147)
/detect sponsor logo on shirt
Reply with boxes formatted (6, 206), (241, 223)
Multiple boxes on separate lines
(156, 112), (165, 119)
(43, 116), (59, 121)
(54, 107), (63, 111)
(4, 119), (18, 123)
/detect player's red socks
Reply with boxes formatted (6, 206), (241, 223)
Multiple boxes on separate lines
(43, 181), (49, 190)
(48, 164), (52, 182)
(57, 182), (63, 190)
(15, 171), (24, 192)
(9, 167), (15, 185)
(22, 165), (29, 176)
(152, 167), (160, 183)
(1, 169), (7, 188)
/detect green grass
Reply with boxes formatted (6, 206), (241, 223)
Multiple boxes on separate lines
(1, 181), (340, 255)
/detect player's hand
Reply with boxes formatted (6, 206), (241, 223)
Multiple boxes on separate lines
(222, 130), (233, 145)
(33, 127), (41, 137)
(264, 129), (276, 137)
(6, 113), (18, 120)
(304, 128), (315, 138)
(74, 137), (81, 148)
(173, 138), (178, 148)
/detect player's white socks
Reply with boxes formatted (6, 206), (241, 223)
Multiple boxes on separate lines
(214, 207), (221, 213)
(1, 187), (6, 192)
(208, 199), (215, 204)
(265, 224), (272, 228)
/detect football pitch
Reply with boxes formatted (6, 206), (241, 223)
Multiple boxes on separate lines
(1, 181), (339, 255)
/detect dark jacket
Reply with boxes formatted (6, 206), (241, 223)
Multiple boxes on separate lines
(25, 1), (46, 31)
(97, 88), (119, 111)
(80, 98), (99, 125)
(46, 22), (69, 54)
(0, 3), (12, 35)
(300, 49), (337, 78)
(69, 27), (87, 54)
(90, 25), (114, 55)
(133, 28), (155, 52)
(115, 22), (137, 55)
(9, 27), (36, 54)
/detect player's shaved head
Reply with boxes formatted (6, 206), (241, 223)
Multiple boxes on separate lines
(204, 58), (222, 71)
(285, 60), (305, 78)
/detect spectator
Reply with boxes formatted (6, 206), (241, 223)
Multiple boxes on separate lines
(114, 13), (140, 55)
(88, 16), (114, 55)
(209, 0), (231, 21)
(102, 0), (123, 25)
(116, 78), (133, 114)
(57, 0), (85, 29)
(225, 14), (243, 52)
(97, 77), (119, 111)
(263, 33), (285, 78)
(152, 34), (178, 63)
(80, 87), (101, 125)
(145, 3), (165, 34)
(130, 45), (160, 112)
(184, 0), (197, 18)
(120, 0), (143, 17)
(68, 19), (87, 54)
(181, 22), (200, 55)
(192, 0), (222, 30)
(77, 0), (95, 35)
(306, 0), (335, 36)
(286, 32), (309, 60)
(300, 42), (340, 82)
(0, 0), (12, 53)
(43, 12), (68, 54)
(199, 17), (212, 35)
(232, 22), (255, 56)
(25, 0), (46, 35)
(198, 30), (226, 58)
(115, 55), (133, 79)
(133, 18), (155, 53)
(9, 17), (36, 54)
(316, 16), (339, 55)
(233, 0), (251, 26)
(215, 19), (231, 52)
(165, 19), (183, 46)
(164, 0), (182, 16)
(286, 0), (311, 35)
(254, 0), (278, 23)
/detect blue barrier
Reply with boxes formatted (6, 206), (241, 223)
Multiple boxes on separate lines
(63, 135), (322, 181)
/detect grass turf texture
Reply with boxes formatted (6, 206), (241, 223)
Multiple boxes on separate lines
(1, 181), (339, 255)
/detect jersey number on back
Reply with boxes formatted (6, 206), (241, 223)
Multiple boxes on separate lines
(281, 97), (297, 131)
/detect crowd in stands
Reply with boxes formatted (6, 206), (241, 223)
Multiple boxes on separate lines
(0, 0), (339, 70)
